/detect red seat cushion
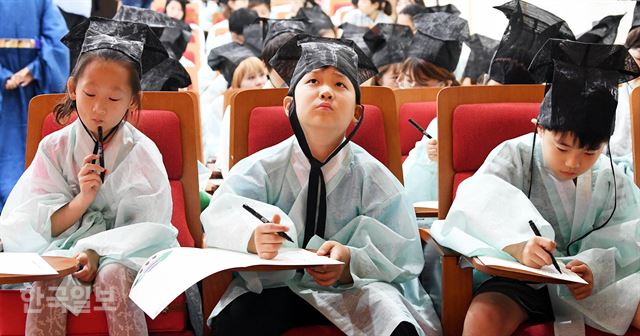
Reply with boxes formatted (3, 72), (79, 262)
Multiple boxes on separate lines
(398, 101), (437, 157)
(247, 105), (388, 165)
(515, 322), (640, 336)
(451, 103), (539, 173)
(284, 325), (345, 336)
(0, 289), (189, 335)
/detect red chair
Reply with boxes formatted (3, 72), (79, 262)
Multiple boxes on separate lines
(431, 84), (640, 336)
(0, 92), (202, 336)
(203, 86), (402, 335)
(226, 87), (403, 181)
(393, 88), (440, 162)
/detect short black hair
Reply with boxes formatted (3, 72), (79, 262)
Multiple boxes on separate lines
(229, 8), (259, 35)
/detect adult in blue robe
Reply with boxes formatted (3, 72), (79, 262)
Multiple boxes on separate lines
(0, 0), (69, 211)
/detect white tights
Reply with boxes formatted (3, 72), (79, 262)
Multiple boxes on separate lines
(25, 263), (148, 336)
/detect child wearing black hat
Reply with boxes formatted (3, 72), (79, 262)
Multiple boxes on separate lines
(201, 35), (442, 335)
(430, 39), (640, 336)
(0, 18), (179, 335)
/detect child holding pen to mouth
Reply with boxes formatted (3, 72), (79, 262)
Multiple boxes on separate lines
(201, 34), (441, 336)
(0, 18), (178, 335)
(430, 39), (640, 336)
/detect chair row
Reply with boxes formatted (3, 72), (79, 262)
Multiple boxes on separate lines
(9, 87), (639, 335)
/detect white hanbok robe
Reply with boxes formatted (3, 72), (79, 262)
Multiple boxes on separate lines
(431, 133), (640, 335)
(201, 137), (442, 336)
(0, 120), (178, 313)
(402, 117), (438, 204)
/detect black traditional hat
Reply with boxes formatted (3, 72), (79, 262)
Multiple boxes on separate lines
(463, 34), (499, 81)
(62, 17), (169, 76)
(363, 23), (413, 68)
(269, 35), (378, 248)
(407, 12), (469, 72)
(339, 23), (372, 57)
(577, 14), (623, 45)
(489, 0), (575, 84)
(269, 34), (377, 101)
(294, 5), (334, 37)
(113, 5), (192, 60)
(631, 1), (640, 32)
(208, 42), (261, 85)
(141, 58), (191, 90)
(529, 39), (640, 143)
(424, 4), (460, 15)
(245, 18), (308, 51)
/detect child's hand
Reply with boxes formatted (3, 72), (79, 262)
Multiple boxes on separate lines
(248, 214), (287, 259)
(73, 249), (100, 283)
(565, 260), (593, 300)
(505, 237), (556, 269)
(426, 139), (438, 162)
(78, 154), (105, 204)
(306, 241), (352, 287)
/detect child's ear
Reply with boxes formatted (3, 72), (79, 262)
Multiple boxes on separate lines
(283, 96), (293, 115)
(353, 104), (364, 122)
(67, 77), (77, 100)
(129, 92), (142, 111)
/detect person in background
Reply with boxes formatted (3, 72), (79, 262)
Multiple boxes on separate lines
(364, 23), (413, 88)
(396, 4), (427, 32)
(0, 0), (69, 212)
(342, 0), (392, 27)
(249, 0), (271, 18)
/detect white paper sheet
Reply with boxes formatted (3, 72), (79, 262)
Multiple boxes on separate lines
(0, 253), (58, 275)
(129, 247), (343, 319)
(476, 256), (588, 285)
(413, 201), (438, 209)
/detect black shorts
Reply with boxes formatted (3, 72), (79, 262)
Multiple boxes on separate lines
(475, 277), (555, 323)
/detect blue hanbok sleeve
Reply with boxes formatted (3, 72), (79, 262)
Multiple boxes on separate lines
(28, 0), (69, 94)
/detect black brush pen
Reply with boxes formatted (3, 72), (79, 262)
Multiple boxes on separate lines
(528, 220), (561, 273)
(408, 118), (433, 139)
(242, 204), (294, 243)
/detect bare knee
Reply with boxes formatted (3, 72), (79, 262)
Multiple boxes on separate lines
(632, 302), (640, 329)
(463, 292), (527, 336)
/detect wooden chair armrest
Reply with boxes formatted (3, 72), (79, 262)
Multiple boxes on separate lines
(415, 208), (439, 218)
(419, 228), (472, 336)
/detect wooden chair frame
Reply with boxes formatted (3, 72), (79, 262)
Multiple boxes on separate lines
(26, 92), (203, 249)
(392, 87), (440, 115)
(227, 86), (404, 182)
(434, 84), (546, 336)
(630, 86), (640, 187)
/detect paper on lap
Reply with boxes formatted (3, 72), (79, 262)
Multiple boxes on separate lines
(0, 253), (58, 275)
(129, 247), (343, 318)
(475, 256), (588, 285)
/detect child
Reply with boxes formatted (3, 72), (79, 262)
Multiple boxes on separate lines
(461, 34), (499, 85)
(400, 12), (466, 204)
(201, 35), (441, 335)
(204, 43), (261, 163)
(0, 18), (178, 334)
(294, 2), (337, 38)
(431, 39), (640, 335)
(364, 23), (413, 88)
(165, 0), (188, 21)
(214, 56), (269, 175)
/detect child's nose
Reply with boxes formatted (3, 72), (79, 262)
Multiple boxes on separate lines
(319, 86), (333, 99)
(565, 155), (580, 169)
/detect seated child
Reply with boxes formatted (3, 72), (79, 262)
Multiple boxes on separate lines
(201, 35), (442, 335)
(431, 39), (640, 335)
(0, 18), (179, 334)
